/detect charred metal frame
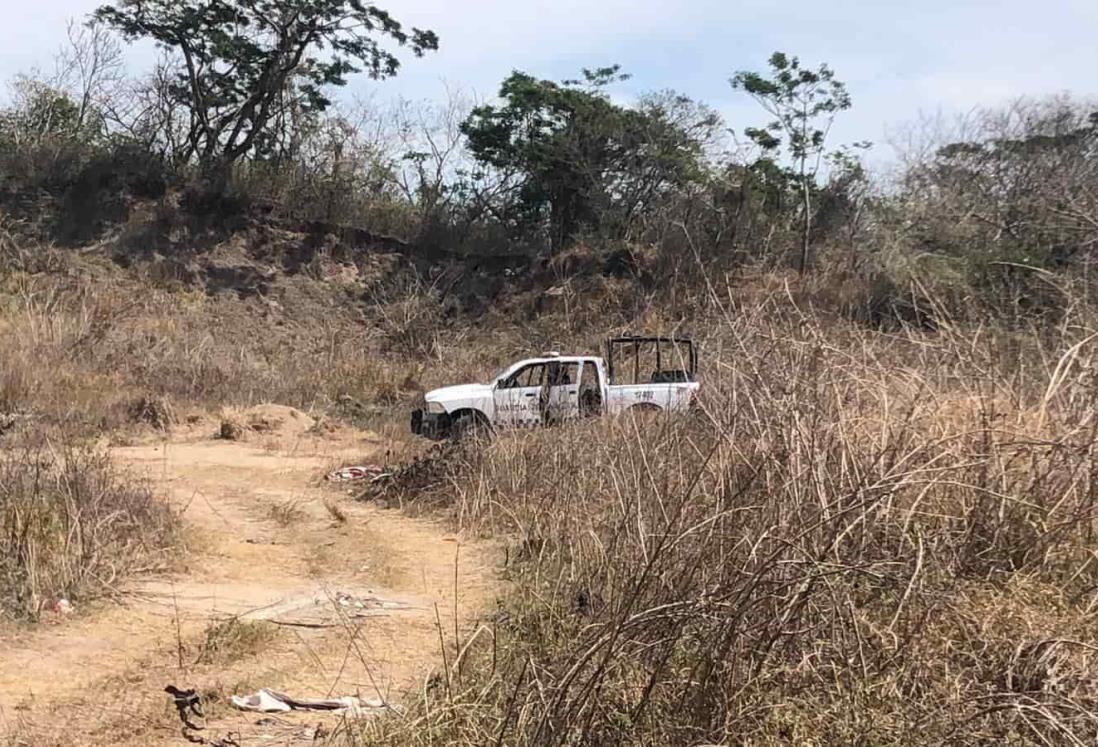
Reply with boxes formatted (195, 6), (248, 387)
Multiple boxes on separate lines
(606, 335), (697, 385)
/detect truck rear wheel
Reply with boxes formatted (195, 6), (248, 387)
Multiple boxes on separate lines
(626, 403), (662, 425)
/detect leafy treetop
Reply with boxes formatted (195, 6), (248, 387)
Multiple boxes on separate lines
(94, 0), (438, 171)
(463, 66), (717, 250)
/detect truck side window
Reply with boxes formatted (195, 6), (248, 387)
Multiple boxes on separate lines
(548, 362), (578, 386)
(580, 362), (598, 388)
(503, 363), (545, 388)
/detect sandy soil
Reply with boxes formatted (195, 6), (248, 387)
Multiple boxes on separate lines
(0, 414), (496, 746)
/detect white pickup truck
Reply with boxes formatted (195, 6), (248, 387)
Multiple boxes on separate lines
(411, 336), (699, 439)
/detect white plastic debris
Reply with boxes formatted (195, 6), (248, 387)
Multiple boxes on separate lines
(325, 465), (384, 482)
(230, 688), (391, 716)
(231, 689), (292, 713)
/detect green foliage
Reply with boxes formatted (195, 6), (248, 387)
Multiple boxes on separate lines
(0, 80), (104, 148)
(0, 81), (111, 211)
(462, 67), (718, 251)
(93, 0), (438, 174)
(900, 99), (1098, 318)
(732, 52), (851, 160)
(732, 52), (861, 272)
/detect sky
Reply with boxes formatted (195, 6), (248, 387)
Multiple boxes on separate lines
(1, 0), (1095, 167)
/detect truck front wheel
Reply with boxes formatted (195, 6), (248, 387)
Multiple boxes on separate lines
(451, 411), (490, 441)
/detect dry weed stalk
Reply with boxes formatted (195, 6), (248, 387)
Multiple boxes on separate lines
(361, 298), (1098, 746)
(0, 447), (177, 619)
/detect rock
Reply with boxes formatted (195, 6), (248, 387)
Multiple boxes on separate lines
(128, 395), (176, 430)
(219, 418), (246, 440)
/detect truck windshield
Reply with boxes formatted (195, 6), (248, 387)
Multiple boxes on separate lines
(491, 364), (517, 385)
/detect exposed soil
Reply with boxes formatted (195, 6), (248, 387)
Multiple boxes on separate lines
(0, 414), (496, 746)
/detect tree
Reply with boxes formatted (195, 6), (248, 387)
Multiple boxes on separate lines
(55, 21), (125, 135)
(1, 81), (93, 147)
(93, 0), (438, 183)
(903, 98), (1098, 273)
(462, 67), (715, 252)
(0, 21), (122, 150)
(392, 86), (474, 236)
(732, 52), (856, 272)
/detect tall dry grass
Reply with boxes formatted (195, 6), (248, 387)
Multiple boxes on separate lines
(0, 232), (595, 436)
(360, 297), (1098, 746)
(0, 244), (421, 432)
(0, 447), (177, 620)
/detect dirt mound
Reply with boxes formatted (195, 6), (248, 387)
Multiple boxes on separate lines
(360, 441), (469, 508)
(219, 404), (316, 441)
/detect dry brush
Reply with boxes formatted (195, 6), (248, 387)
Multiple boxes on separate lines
(362, 299), (1098, 746)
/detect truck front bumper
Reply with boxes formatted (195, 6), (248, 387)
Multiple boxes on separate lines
(411, 409), (451, 439)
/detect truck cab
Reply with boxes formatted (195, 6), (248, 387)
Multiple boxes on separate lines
(411, 336), (698, 439)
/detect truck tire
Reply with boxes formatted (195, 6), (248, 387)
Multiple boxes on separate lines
(451, 411), (489, 441)
(626, 403), (662, 425)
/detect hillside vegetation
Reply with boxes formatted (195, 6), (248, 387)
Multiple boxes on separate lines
(364, 298), (1098, 745)
(2, 3), (1098, 744)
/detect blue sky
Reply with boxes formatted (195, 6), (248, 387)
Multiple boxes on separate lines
(2, 0), (1095, 164)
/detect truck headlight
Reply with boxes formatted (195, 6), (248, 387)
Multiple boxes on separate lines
(426, 401), (446, 414)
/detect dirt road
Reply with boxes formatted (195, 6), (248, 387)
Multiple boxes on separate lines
(0, 416), (495, 745)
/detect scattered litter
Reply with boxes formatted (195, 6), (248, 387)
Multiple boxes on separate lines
(267, 591), (414, 628)
(326, 464), (386, 482)
(51, 598), (74, 616)
(231, 689), (291, 713)
(336, 591), (373, 609)
(330, 591), (411, 612)
(230, 688), (393, 717)
(165, 685), (204, 729)
(356, 442), (462, 504)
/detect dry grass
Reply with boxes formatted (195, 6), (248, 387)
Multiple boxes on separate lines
(323, 498), (348, 524)
(0, 231), (631, 445)
(268, 499), (307, 527)
(0, 447), (177, 620)
(357, 297), (1098, 746)
(194, 617), (279, 666)
(11, 224), (1098, 742)
(0, 242), (437, 436)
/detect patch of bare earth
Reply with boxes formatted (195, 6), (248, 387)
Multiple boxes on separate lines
(0, 407), (496, 746)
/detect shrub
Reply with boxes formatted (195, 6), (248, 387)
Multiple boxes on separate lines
(363, 303), (1098, 746)
(0, 447), (176, 620)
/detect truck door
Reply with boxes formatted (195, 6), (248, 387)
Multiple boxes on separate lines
(578, 360), (603, 416)
(493, 362), (545, 428)
(545, 361), (580, 423)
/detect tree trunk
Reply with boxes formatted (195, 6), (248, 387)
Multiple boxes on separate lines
(193, 156), (234, 207)
(799, 177), (812, 274)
